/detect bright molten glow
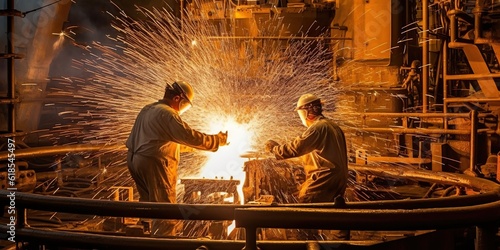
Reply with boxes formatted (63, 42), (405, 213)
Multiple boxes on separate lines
(199, 116), (254, 182)
(198, 115), (252, 236)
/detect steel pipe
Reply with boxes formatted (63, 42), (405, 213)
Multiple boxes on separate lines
(0, 8), (23, 17)
(1, 189), (499, 250)
(7, 0), (16, 134)
(0, 226), (381, 250)
(206, 36), (352, 40)
(446, 73), (500, 80)
(447, 9), (458, 43)
(0, 191), (242, 221)
(445, 97), (500, 104)
(470, 110), (478, 172)
(245, 227), (257, 250)
(476, 224), (498, 250)
(0, 144), (126, 161)
(0, 52), (23, 59)
(286, 193), (499, 209)
(350, 164), (500, 193)
(351, 127), (470, 135)
(0, 97), (19, 104)
(1, 226), (246, 250)
(422, 0), (429, 113)
(473, 1), (483, 43)
(352, 112), (470, 118)
(234, 200), (500, 231)
(0, 131), (28, 138)
(443, 40), (448, 127)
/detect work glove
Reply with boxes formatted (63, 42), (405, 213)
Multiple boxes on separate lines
(264, 139), (279, 153)
(218, 131), (229, 146)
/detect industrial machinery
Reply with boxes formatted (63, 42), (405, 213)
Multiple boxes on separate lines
(1, 0), (500, 249)
(2, 0), (498, 176)
(181, 177), (240, 239)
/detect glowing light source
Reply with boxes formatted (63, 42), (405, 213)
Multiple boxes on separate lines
(199, 115), (254, 182)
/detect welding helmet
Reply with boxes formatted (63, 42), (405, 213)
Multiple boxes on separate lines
(295, 94), (321, 127)
(172, 81), (194, 114)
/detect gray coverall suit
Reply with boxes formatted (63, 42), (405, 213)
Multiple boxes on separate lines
(126, 101), (222, 236)
(270, 115), (349, 240)
(270, 115), (348, 203)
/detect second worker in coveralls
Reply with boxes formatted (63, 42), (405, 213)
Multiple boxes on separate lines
(265, 93), (349, 240)
(126, 81), (229, 237)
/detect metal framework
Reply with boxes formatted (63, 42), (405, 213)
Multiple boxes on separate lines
(1, 0), (19, 136)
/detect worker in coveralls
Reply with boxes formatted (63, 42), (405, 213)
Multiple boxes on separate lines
(265, 93), (349, 240)
(126, 81), (228, 237)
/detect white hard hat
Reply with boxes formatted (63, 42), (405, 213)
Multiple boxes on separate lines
(172, 81), (194, 114)
(173, 81), (194, 104)
(294, 93), (320, 111)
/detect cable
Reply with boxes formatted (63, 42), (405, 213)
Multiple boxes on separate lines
(22, 0), (65, 16)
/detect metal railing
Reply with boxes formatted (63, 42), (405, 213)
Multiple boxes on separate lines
(235, 200), (500, 250)
(0, 163), (499, 250)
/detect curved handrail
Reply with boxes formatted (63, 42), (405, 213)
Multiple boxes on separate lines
(2, 189), (499, 229)
(0, 226), (378, 250)
(234, 200), (500, 231)
(1, 189), (500, 250)
(350, 164), (500, 193)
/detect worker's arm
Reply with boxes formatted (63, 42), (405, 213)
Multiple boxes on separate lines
(162, 112), (224, 152)
(271, 125), (322, 160)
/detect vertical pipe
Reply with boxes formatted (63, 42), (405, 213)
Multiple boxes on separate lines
(7, 0), (16, 134)
(422, 0), (429, 113)
(17, 205), (26, 229)
(448, 11), (457, 43)
(470, 110), (478, 172)
(443, 41), (448, 130)
(473, 1), (483, 42)
(446, 9), (457, 129)
(475, 225), (497, 250)
(307, 242), (321, 250)
(244, 227), (257, 250)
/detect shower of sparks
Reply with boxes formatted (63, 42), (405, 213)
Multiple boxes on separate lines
(48, 4), (347, 184)
(29, 1), (488, 240)
(42, 1), (461, 207)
